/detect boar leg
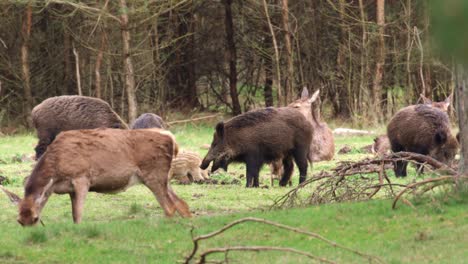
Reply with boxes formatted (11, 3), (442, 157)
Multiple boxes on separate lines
(391, 143), (408, 177)
(70, 177), (90, 224)
(279, 156), (293, 187)
(35, 130), (57, 159)
(293, 147), (309, 184)
(141, 170), (177, 217)
(245, 155), (262, 188)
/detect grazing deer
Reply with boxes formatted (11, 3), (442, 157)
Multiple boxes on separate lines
(1, 128), (191, 226)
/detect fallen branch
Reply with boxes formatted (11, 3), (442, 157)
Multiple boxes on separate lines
(184, 217), (382, 264)
(272, 152), (460, 209)
(166, 114), (220, 126)
(392, 175), (468, 209)
(197, 246), (335, 264)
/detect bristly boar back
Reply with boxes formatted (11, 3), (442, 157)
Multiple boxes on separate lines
(32, 95), (128, 159)
(200, 107), (313, 188)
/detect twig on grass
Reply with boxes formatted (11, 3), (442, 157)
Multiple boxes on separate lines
(183, 217), (383, 264)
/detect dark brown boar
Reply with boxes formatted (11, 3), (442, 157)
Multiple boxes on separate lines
(0, 128), (190, 226)
(288, 88), (335, 161)
(387, 104), (459, 177)
(131, 113), (165, 129)
(200, 107), (313, 187)
(32, 95), (128, 159)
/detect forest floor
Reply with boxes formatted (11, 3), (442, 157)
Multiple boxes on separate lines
(0, 124), (466, 263)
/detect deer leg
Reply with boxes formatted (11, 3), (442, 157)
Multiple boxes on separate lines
(70, 177), (90, 224)
(167, 185), (191, 218)
(141, 170), (177, 217)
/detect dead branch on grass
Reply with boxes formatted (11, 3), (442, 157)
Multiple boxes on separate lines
(183, 217), (383, 264)
(166, 114), (220, 126)
(272, 152), (461, 209)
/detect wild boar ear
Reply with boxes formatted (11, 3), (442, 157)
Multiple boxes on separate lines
(420, 94), (432, 104)
(435, 130), (448, 145)
(35, 179), (53, 205)
(309, 90), (320, 104)
(301, 87), (309, 100)
(215, 122), (224, 137)
(0, 186), (22, 205)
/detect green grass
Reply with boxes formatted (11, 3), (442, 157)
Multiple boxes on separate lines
(0, 125), (466, 263)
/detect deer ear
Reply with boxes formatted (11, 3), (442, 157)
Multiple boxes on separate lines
(301, 87), (309, 100)
(309, 90), (320, 103)
(215, 122), (224, 138)
(0, 186), (21, 205)
(420, 94), (432, 104)
(35, 179), (53, 205)
(444, 94), (452, 106)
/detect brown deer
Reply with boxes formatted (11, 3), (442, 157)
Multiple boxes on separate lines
(1, 128), (191, 226)
(288, 88), (335, 161)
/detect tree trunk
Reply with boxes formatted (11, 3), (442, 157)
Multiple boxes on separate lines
(149, 17), (165, 111)
(119, 0), (137, 124)
(335, 0), (350, 118)
(21, 3), (33, 126)
(456, 65), (468, 176)
(224, 0), (241, 115)
(63, 27), (75, 95)
(262, 0), (282, 106)
(262, 26), (274, 107)
(72, 43), (82, 96)
(95, 33), (105, 99)
(281, 0), (294, 102)
(372, 0), (386, 122)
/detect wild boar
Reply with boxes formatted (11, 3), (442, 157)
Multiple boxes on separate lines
(367, 95), (452, 158)
(131, 113), (165, 129)
(371, 135), (391, 156)
(200, 107), (313, 187)
(387, 104), (459, 177)
(32, 95), (128, 159)
(169, 150), (209, 183)
(1, 128), (191, 226)
(288, 88), (335, 161)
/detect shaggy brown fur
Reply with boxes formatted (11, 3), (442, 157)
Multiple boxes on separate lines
(32, 96), (128, 159)
(201, 107), (313, 187)
(1, 128), (190, 226)
(372, 135), (391, 156)
(387, 104), (458, 177)
(131, 113), (165, 129)
(170, 150), (209, 183)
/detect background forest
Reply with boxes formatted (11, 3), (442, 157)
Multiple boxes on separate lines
(0, 0), (457, 126)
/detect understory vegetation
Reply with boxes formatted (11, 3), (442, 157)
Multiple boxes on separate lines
(0, 124), (466, 263)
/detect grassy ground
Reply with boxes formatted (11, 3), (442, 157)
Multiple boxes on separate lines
(0, 124), (466, 263)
